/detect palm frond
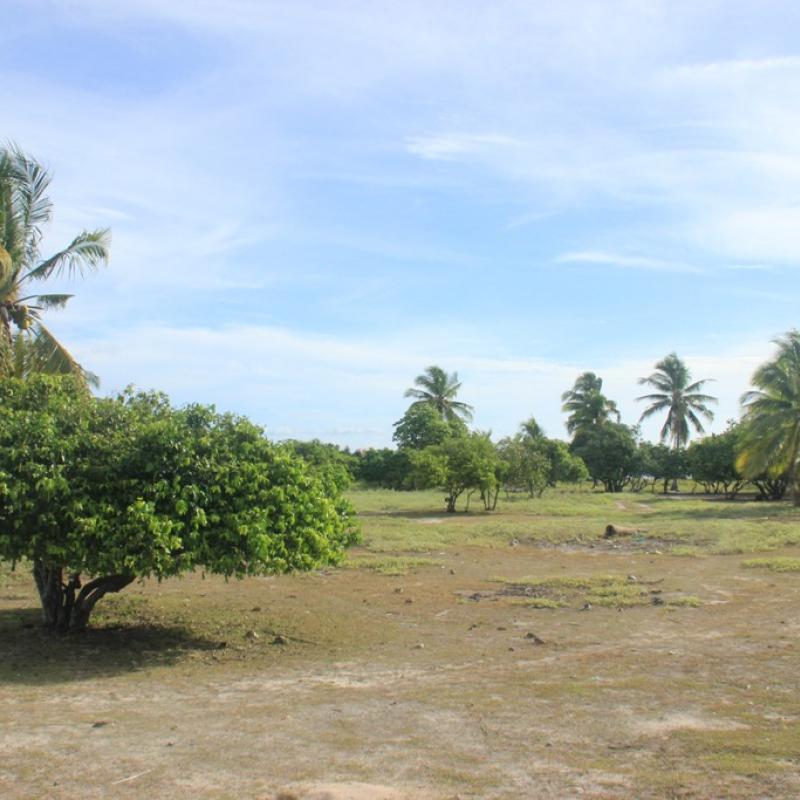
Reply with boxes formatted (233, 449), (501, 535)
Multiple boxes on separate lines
(23, 228), (110, 282)
(685, 379), (715, 394)
(16, 293), (73, 310)
(685, 407), (707, 434)
(5, 145), (52, 265)
(31, 321), (99, 387)
(637, 400), (671, 423)
(637, 374), (673, 392)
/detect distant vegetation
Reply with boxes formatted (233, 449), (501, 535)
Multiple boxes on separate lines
(278, 340), (799, 511)
(334, 341), (800, 508)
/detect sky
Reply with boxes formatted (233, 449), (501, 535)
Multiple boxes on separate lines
(3, 0), (800, 447)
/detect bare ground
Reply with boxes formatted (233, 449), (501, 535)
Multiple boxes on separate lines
(2, 531), (799, 798)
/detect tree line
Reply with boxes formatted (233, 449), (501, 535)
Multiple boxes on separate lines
(291, 344), (800, 509)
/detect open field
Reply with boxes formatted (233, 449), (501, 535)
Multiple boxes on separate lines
(2, 489), (800, 799)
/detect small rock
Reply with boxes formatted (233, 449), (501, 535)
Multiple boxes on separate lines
(91, 721), (110, 728)
(245, 630), (260, 640)
(450, 569), (456, 575)
(497, 626), (506, 631)
(510, 538), (520, 547)
(394, 587), (404, 594)
(526, 632), (545, 645)
(404, 598), (413, 604)
(412, 643), (425, 650)
(652, 596), (665, 606)
(251, 606), (262, 612)
(272, 634), (288, 645)
(580, 603), (592, 611)
(627, 574), (638, 583)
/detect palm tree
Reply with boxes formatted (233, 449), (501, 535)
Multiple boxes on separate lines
(0, 144), (109, 385)
(636, 353), (716, 449)
(737, 330), (800, 506)
(404, 365), (474, 423)
(520, 416), (545, 440)
(561, 372), (620, 435)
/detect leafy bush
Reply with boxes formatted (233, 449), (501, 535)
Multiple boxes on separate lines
(0, 376), (358, 632)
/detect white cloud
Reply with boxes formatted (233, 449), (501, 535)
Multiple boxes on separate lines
(556, 251), (704, 274)
(691, 207), (800, 264)
(405, 133), (520, 161)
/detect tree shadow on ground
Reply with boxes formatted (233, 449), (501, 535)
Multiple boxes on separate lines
(0, 607), (225, 685)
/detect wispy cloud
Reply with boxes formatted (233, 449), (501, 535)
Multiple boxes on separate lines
(405, 133), (520, 161)
(556, 251), (705, 274)
(664, 55), (800, 83)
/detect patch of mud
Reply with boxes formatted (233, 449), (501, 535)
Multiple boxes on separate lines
(632, 712), (748, 736)
(269, 782), (440, 800)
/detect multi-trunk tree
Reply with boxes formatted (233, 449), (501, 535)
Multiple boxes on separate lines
(0, 376), (358, 632)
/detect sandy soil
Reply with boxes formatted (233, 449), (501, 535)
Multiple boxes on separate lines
(1, 543), (799, 799)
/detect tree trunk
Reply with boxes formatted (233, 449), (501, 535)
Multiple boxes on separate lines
(32, 562), (134, 632)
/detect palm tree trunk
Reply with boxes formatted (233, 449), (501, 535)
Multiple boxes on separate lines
(790, 442), (800, 507)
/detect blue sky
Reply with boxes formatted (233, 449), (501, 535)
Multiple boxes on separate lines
(4, 1), (800, 446)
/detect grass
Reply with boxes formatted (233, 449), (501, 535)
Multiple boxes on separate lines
(346, 556), (442, 575)
(486, 573), (699, 609)
(741, 557), (800, 572)
(349, 487), (800, 555)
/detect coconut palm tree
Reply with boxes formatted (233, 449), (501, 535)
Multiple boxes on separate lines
(737, 330), (800, 506)
(561, 372), (620, 435)
(0, 144), (109, 385)
(636, 353), (716, 449)
(404, 365), (474, 423)
(520, 416), (545, 440)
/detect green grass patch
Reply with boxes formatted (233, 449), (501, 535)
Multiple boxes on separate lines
(585, 582), (649, 607)
(348, 487), (800, 555)
(667, 595), (702, 607)
(511, 597), (565, 609)
(347, 556), (441, 575)
(741, 557), (800, 572)
(504, 574), (625, 590)
(681, 723), (800, 777)
(493, 573), (661, 608)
